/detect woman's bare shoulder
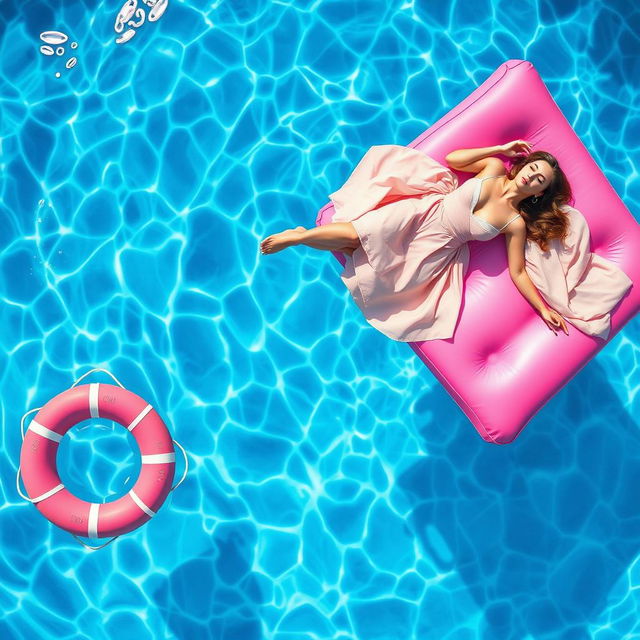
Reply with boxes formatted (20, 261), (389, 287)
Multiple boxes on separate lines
(475, 157), (507, 178)
(502, 215), (526, 235)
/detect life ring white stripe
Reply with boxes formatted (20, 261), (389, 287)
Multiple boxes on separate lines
(29, 420), (63, 443)
(31, 483), (65, 504)
(141, 453), (175, 464)
(129, 489), (156, 517)
(127, 404), (153, 432)
(88, 503), (100, 538)
(89, 383), (100, 418)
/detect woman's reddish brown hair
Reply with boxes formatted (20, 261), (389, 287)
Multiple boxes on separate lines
(507, 151), (574, 252)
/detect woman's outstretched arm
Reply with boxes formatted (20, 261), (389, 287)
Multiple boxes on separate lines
(505, 224), (569, 334)
(505, 222), (547, 311)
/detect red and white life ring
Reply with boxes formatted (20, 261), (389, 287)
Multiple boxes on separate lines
(19, 381), (178, 539)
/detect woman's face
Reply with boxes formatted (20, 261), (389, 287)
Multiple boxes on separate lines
(516, 160), (554, 196)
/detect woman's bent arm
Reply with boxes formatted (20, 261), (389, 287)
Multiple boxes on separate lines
(445, 145), (504, 169)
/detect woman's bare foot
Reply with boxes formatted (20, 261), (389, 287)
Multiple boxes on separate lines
(260, 226), (306, 254)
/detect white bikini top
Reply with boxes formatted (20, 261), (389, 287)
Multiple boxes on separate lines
(471, 176), (522, 232)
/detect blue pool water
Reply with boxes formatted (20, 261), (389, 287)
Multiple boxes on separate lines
(1, 1), (639, 638)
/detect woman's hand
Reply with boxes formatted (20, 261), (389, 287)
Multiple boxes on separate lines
(500, 140), (533, 158)
(540, 306), (569, 335)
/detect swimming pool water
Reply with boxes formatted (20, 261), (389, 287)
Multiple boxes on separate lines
(1, 1), (639, 638)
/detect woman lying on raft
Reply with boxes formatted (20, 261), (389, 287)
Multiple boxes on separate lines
(260, 140), (571, 338)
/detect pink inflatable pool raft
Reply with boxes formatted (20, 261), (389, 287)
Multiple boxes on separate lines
(316, 60), (640, 444)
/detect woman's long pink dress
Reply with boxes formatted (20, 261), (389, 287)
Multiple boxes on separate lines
(328, 145), (633, 342)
